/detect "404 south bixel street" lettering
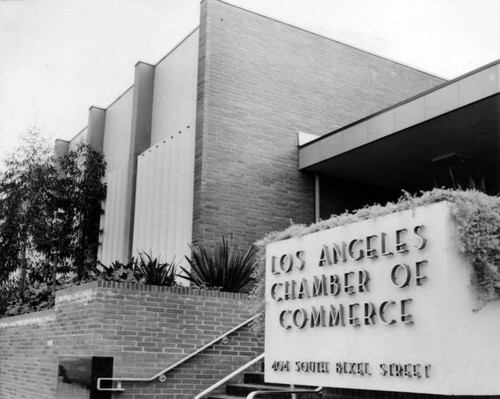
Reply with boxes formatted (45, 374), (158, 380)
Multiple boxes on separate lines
(271, 360), (431, 379)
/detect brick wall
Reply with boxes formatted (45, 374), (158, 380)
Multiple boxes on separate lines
(0, 310), (57, 399)
(193, 0), (444, 249)
(0, 282), (263, 399)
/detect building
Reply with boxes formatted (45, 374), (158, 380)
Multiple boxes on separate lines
(10, 1), (500, 398)
(56, 0), (445, 267)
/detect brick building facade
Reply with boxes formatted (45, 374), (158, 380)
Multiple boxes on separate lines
(12, 1), (500, 398)
(56, 0), (443, 267)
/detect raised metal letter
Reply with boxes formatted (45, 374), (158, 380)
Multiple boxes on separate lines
(390, 263), (411, 288)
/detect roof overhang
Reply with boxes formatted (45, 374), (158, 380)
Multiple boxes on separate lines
(299, 61), (500, 193)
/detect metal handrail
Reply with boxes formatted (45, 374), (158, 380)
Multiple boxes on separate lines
(246, 386), (323, 399)
(97, 313), (260, 392)
(194, 353), (265, 399)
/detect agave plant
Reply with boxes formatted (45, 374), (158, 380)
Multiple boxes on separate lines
(134, 252), (177, 286)
(180, 236), (257, 293)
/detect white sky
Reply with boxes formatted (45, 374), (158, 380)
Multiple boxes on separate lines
(1, 0), (500, 164)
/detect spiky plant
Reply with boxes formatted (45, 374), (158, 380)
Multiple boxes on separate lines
(180, 236), (257, 293)
(134, 252), (177, 286)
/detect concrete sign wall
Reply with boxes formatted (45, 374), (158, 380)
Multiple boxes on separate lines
(265, 202), (500, 395)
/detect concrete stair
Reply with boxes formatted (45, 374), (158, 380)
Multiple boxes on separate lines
(207, 371), (321, 399)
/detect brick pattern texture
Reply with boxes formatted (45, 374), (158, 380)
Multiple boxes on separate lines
(0, 310), (56, 399)
(0, 282), (263, 399)
(193, 0), (444, 249)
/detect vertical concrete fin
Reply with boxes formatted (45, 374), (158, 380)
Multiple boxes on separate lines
(126, 61), (155, 259)
(130, 62), (155, 159)
(88, 106), (106, 152)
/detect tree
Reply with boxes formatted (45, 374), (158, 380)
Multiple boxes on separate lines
(58, 143), (106, 279)
(0, 126), (54, 293)
(0, 128), (106, 303)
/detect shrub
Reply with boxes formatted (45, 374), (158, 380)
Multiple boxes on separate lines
(0, 253), (179, 318)
(94, 253), (178, 286)
(0, 266), (76, 318)
(91, 260), (137, 283)
(180, 236), (257, 293)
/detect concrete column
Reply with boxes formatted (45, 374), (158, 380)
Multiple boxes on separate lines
(87, 106), (106, 152)
(130, 62), (155, 158)
(124, 61), (155, 258)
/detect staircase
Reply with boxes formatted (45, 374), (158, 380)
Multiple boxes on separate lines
(206, 370), (322, 399)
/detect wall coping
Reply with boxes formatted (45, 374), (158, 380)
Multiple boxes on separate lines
(56, 280), (252, 300)
(0, 282), (253, 324)
(0, 309), (55, 329)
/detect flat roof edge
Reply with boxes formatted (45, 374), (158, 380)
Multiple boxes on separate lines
(216, 0), (445, 82)
(301, 59), (500, 150)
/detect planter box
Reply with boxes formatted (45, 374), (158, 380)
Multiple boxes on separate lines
(265, 201), (500, 395)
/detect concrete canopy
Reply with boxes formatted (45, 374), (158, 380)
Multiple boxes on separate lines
(300, 61), (500, 194)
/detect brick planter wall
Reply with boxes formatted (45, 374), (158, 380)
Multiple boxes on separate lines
(0, 310), (57, 399)
(0, 282), (263, 399)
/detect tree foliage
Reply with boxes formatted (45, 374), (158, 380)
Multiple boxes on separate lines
(0, 127), (106, 315)
(0, 127), (54, 287)
(58, 143), (106, 279)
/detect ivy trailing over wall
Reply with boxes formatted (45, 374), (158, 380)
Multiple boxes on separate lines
(250, 189), (500, 325)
